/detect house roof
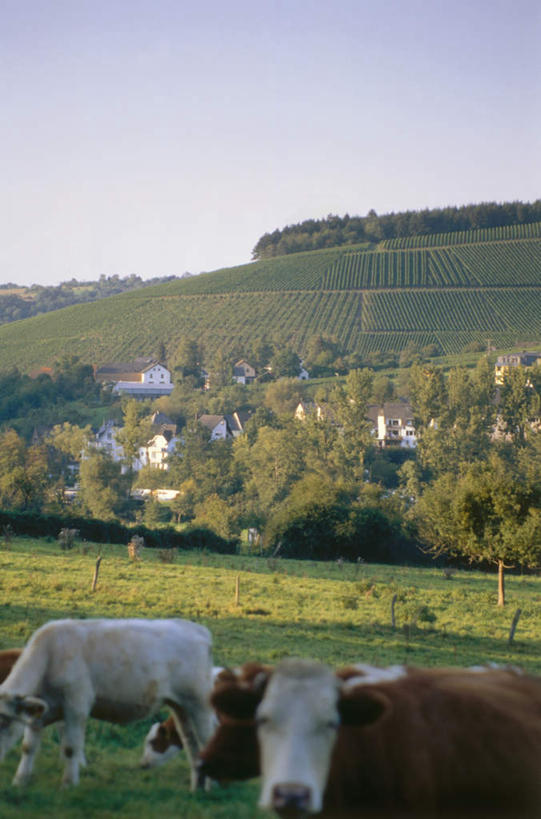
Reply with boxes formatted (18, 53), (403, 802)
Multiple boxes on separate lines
(199, 414), (229, 431)
(225, 410), (253, 433)
(95, 357), (165, 382)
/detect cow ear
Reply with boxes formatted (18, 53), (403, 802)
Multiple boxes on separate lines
(14, 696), (48, 722)
(211, 684), (263, 720)
(337, 689), (390, 726)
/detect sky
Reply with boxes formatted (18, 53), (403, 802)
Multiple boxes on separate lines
(1, 0), (540, 286)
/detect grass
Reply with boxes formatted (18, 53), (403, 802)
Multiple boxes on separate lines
(1, 537), (540, 817)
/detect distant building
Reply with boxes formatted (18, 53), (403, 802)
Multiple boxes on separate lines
(367, 401), (417, 448)
(198, 410), (253, 440)
(94, 357), (173, 398)
(494, 351), (541, 385)
(232, 360), (257, 385)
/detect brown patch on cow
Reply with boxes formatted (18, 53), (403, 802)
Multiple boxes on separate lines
(151, 716), (183, 751)
(0, 649), (22, 684)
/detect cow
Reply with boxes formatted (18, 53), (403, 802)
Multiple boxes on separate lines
(0, 618), (215, 789)
(200, 659), (541, 817)
(139, 666), (236, 770)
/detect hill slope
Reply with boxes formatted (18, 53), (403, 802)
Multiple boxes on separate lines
(1, 223), (540, 373)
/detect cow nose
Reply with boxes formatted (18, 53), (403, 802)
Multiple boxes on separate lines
(272, 783), (311, 813)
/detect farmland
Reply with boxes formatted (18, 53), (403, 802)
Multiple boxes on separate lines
(0, 222), (540, 374)
(1, 537), (540, 817)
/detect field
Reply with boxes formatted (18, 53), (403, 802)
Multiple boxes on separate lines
(1, 537), (540, 817)
(0, 223), (540, 373)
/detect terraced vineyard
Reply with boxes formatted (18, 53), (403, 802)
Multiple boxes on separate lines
(0, 223), (540, 372)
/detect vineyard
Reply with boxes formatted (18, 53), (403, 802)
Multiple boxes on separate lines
(0, 223), (539, 373)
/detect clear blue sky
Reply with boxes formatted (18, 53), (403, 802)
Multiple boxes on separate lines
(1, 0), (539, 286)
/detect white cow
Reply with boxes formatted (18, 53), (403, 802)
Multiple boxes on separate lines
(0, 618), (214, 788)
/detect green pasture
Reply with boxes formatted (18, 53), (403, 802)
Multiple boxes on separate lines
(0, 537), (540, 817)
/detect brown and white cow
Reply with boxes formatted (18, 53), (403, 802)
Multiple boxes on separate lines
(200, 659), (541, 816)
(140, 666), (226, 769)
(0, 618), (215, 789)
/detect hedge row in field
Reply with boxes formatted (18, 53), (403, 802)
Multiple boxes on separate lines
(0, 510), (238, 554)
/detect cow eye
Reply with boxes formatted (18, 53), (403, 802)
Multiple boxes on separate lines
(255, 715), (269, 728)
(326, 720), (339, 731)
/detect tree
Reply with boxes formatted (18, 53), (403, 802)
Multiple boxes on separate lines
(498, 366), (540, 445)
(328, 368), (375, 482)
(78, 452), (128, 520)
(408, 363), (446, 428)
(270, 348), (301, 379)
(192, 493), (237, 539)
(116, 400), (153, 481)
(264, 378), (304, 416)
(234, 424), (304, 516)
(415, 455), (541, 605)
(0, 429), (48, 510)
(170, 336), (203, 382)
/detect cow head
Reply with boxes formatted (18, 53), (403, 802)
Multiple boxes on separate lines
(0, 693), (48, 760)
(201, 659), (392, 816)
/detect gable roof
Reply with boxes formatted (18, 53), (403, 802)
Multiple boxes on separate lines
(95, 357), (165, 382)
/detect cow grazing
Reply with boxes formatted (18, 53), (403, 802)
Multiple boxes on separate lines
(0, 618), (214, 789)
(202, 659), (541, 816)
(139, 666), (225, 769)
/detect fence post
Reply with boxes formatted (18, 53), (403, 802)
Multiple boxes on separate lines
(508, 608), (522, 646)
(391, 594), (397, 629)
(235, 575), (240, 605)
(92, 555), (102, 592)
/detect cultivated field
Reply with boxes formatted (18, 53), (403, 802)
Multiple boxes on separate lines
(1, 537), (540, 817)
(0, 223), (540, 373)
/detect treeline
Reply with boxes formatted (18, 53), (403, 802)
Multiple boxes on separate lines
(252, 200), (541, 259)
(0, 274), (181, 326)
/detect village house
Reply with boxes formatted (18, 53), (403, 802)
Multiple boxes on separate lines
(94, 357), (174, 398)
(94, 412), (179, 471)
(494, 351), (541, 385)
(198, 410), (253, 440)
(367, 401), (417, 448)
(232, 360), (257, 385)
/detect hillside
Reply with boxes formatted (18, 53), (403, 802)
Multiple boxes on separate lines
(1, 222), (540, 374)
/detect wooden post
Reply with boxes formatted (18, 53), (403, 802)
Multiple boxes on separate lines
(235, 575), (240, 605)
(92, 555), (102, 592)
(391, 594), (397, 629)
(508, 608), (522, 646)
(497, 559), (505, 607)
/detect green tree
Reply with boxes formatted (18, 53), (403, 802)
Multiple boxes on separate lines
(415, 455), (541, 605)
(192, 493), (237, 539)
(328, 368), (374, 482)
(0, 429), (48, 510)
(270, 348), (301, 378)
(116, 400), (153, 483)
(78, 452), (128, 520)
(264, 378), (304, 416)
(498, 366), (540, 445)
(170, 336), (203, 382)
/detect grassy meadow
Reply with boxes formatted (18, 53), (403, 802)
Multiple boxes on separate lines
(0, 536), (540, 817)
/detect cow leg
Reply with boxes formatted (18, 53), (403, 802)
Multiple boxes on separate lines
(57, 722), (87, 768)
(12, 725), (42, 786)
(167, 703), (208, 791)
(60, 715), (87, 786)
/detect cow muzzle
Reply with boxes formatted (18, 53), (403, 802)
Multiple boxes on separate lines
(272, 782), (313, 815)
